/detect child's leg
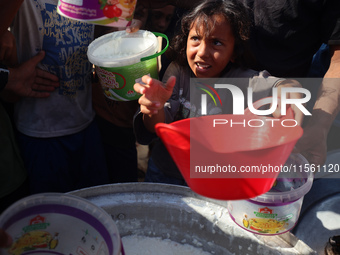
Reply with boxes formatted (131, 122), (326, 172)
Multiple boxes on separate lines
(16, 120), (110, 194)
(144, 157), (187, 186)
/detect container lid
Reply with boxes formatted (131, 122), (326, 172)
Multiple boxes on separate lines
(251, 153), (314, 203)
(0, 193), (121, 255)
(87, 30), (158, 67)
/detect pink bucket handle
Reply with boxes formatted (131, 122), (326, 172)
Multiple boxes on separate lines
(245, 97), (294, 119)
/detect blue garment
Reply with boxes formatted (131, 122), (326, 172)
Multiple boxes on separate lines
(307, 44), (330, 78)
(11, 1), (95, 138)
(305, 44), (331, 114)
(16, 120), (110, 194)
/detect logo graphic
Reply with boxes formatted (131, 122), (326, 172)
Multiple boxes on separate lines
(23, 215), (50, 233)
(198, 82), (223, 108)
(96, 68), (124, 89)
(199, 83), (311, 116)
(259, 207), (273, 214)
(8, 215), (59, 255)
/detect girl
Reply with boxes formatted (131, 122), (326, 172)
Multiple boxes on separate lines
(133, 0), (302, 184)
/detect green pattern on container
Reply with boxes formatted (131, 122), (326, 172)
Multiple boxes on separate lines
(98, 57), (158, 101)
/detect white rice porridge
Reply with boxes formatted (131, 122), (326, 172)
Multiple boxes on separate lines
(121, 235), (213, 255)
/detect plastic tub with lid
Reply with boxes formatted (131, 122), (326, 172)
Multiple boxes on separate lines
(0, 193), (124, 255)
(227, 153), (314, 235)
(87, 30), (168, 101)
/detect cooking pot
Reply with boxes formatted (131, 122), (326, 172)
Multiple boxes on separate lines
(69, 183), (316, 254)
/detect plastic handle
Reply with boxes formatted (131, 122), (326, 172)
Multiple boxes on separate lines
(245, 97), (294, 119)
(140, 32), (169, 62)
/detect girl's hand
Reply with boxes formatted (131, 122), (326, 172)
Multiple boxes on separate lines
(134, 75), (176, 116)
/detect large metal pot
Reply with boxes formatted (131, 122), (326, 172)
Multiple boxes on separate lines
(70, 183), (316, 254)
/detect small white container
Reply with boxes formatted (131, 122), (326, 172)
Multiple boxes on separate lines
(0, 193), (123, 255)
(228, 154), (314, 235)
(87, 30), (168, 101)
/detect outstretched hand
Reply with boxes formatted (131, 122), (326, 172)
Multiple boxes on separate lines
(134, 75), (176, 116)
(3, 51), (59, 101)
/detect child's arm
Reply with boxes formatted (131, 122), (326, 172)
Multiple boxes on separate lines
(0, 30), (17, 66)
(134, 75), (176, 133)
(0, 0), (23, 36)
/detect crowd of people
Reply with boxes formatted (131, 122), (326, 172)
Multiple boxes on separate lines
(0, 0), (183, 212)
(0, 1), (339, 249)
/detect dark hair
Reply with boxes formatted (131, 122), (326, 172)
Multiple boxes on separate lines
(167, 0), (253, 69)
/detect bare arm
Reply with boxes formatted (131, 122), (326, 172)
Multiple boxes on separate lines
(295, 45), (340, 165)
(312, 45), (340, 128)
(0, 0), (24, 36)
(0, 30), (17, 66)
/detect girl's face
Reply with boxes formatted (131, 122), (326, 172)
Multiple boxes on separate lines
(186, 14), (235, 78)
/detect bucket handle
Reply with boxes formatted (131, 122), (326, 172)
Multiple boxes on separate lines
(245, 97), (294, 119)
(140, 32), (169, 62)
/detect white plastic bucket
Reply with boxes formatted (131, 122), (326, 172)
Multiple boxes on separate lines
(57, 0), (137, 28)
(87, 30), (169, 101)
(0, 193), (123, 255)
(228, 153), (314, 235)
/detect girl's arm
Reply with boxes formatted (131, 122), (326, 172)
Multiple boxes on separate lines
(295, 45), (340, 166)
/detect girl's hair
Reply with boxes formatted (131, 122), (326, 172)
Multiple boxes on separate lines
(167, 0), (253, 69)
